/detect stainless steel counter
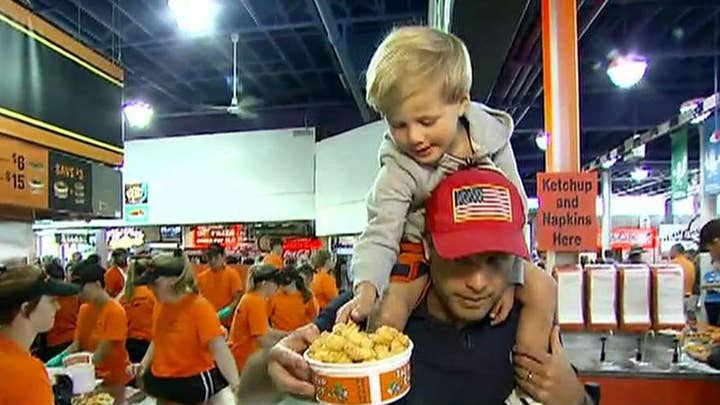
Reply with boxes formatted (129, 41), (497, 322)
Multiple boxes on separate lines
(562, 331), (720, 380)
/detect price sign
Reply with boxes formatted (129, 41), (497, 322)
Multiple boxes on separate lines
(0, 136), (49, 209)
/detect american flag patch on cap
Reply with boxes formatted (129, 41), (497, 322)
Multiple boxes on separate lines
(452, 184), (513, 223)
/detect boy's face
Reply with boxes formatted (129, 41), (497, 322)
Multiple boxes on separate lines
(385, 82), (469, 165)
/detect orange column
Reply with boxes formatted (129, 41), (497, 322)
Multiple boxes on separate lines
(542, 0), (581, 172)
(542, 0), (582, 268)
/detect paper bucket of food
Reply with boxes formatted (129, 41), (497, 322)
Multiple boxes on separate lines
(63, 352), (96, 394)
(304, 323), (413, 405)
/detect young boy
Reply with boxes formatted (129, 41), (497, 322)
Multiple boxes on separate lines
(338, 26), (556, 354)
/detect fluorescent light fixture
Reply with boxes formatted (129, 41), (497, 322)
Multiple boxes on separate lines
(607, 54), (648, 88)
(168, 0), (218, 34)
(630, 167), (650, 182)
(535, 131), (548, 151)
(600, 157), (617, 169)
(122, 101), (154, 129)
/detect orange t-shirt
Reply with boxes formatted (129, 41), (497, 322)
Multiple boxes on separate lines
(75, 300), (131, 385)
(0, 333), (55, 404)
(105, 266), (126, 298)
(673, 255), (696, 296)
(229, 291), (269, 371)
(263, 253), (284, 269)
(151, 293), (224, 378)
(311, 271), (339, 310)
(191, 263), (209, 277)
(268, 290), (319, 331)
(47, 295), (80, 347)
(197, 267), (243, 311)
(120, 286), (156, 341)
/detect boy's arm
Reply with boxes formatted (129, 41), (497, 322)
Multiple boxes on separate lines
(515, 261), (558, 353)
(351, 161), (417, 296)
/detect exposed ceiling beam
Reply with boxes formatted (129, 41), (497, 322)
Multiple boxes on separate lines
(124, 67), (335, 89)
(310, 0), (373, 122)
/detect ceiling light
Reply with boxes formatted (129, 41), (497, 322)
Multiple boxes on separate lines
(123, 101), (154, 129)
(606, 54), (648, 88)
(631, 144), (646, 159)
(535, 131), (548, 151)
(168, 0), (218, 35)
(630, 167), (649, 182)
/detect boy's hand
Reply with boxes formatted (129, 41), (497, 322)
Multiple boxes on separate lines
(490, 286), (515, 325)
(336, 282), (377, 324)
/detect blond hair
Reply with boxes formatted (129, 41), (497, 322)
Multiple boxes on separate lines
(246, 264), (278, 292)
(152, 251), (198, 295)
(365, 26), (472, 116)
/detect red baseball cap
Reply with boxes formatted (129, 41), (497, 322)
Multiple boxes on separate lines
(426, 167), (529, 260)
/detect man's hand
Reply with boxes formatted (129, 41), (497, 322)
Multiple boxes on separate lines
(513, 326), (586, 405)
(267, 323), (320, 397)
(490, 286), (515, 326)
(335, 282), (377, 324)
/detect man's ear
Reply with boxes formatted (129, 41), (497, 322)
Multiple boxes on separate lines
(422, 238), (431, 262)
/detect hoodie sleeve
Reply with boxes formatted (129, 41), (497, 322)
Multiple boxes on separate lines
(351, 159), (417, 295)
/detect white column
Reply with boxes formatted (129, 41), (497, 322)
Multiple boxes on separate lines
(601, 169), (612, 251)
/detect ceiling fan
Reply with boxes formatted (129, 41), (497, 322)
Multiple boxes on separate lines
(200, 33), (262, 119)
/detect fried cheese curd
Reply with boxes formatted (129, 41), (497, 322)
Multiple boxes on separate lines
(307, 323), (410, 364)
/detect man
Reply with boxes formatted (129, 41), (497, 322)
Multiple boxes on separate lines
(105, 248), (129, 298)
(695, 219), (720, 368)
(669, 243), (697, 299)
(197, 243), (243, 326)
(263, 239), (285, 270)
(263, 168), (591, 405)
(627, 245), (645, 264)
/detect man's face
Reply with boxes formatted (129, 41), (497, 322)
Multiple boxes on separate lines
(385, 82), (469, 166)
(427, 245), (512, 323)
(208, 254), (224, 269)
(708, 240), (720, 262)
(669, 247), (679, 259)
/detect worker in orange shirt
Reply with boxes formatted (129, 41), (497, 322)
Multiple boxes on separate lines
(263, 238), (285, 270)
(119, 257), (156, 363)
(129, 251), (239, 404)
(68, 263), (131, 404)
(1, 263), (80, 404)
(268, 269), (319, 331)
(43, 262), (80, 361)
(197, 244), (243, 326)
(105, 248), (129, 299)
(670, 244), (697, 297)
(310, 250), (339, 310)
(229, 264), (280, 372)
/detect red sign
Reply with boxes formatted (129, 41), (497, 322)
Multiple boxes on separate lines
(283, 237), (322, 252)
(610, 227), (657, 249)
(192, 225), (242, 248)
(536, 172), (598, 252)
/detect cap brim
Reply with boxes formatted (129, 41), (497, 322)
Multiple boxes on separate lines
(41, 279), (80, 296)
(134, 272), (159, 286)
(431, 228), (530, 261)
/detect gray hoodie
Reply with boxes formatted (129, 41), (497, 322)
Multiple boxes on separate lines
(352, 102), (528, 294)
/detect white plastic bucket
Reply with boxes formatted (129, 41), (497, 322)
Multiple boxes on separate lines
(63, 352), (96, 395)
(304, 341), (413, 405)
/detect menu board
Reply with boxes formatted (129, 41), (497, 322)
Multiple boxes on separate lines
(48, 151), (92, 213)
(192, 225), (242, 248)
(0, 135), (49, 209)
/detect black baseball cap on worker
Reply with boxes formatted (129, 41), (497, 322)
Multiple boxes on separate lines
(0, 267), (79, 309)
(699, 219), (720, 252)
(133, 261), (185, 285)
(72, 263), (105, 286)
(425, 167), (529, 260)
